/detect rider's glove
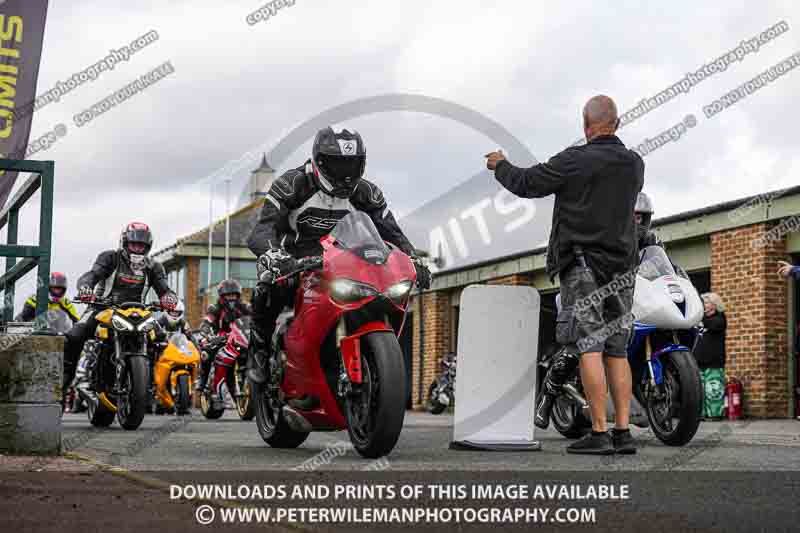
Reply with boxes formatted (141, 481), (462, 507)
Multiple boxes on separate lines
(257, 248), (298, 284)
(160, 292), (178, 312)
(77, 286), (95, 303)
(412, 257), (432, 290)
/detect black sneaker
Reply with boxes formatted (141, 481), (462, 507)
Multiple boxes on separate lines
(612, 429), (637, 455)
(534, 393), (555, 430)
(566, 431), (615, 455)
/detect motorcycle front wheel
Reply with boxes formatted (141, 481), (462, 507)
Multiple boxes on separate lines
(426, 382), (447, 415)
(645, 351), (702, 446)
(344, 331), (406, 459)
(175, 374), (191, 416)
(117, 356), (149, 430)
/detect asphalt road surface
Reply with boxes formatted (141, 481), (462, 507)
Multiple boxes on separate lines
(59, 409), (800, 471)
(4, 411), (799, 532)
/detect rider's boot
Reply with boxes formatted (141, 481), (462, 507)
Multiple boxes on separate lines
(247, 326), (270, 385)
(248, 282), (276, 385)
(196, 356), (212, 391)
(534, 348), (580, 430)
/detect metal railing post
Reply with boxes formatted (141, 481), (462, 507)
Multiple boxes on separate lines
(34, 161), (54, 330)
(3, 207), (18, 323)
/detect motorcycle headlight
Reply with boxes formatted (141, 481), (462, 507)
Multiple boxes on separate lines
(137, 316), (156, 332)
(111, 314), (134, 332)
(329, 278), (378, 303)
(385, 280), (413, 304)
(667, 285), (685, 303)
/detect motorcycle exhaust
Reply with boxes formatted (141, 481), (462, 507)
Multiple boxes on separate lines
(282, 406), (313, 433)
(562, 384), (591, 415)
(287, 396), (320, 410)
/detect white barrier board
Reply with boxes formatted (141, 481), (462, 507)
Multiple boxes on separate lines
(450, 285), (541, 451)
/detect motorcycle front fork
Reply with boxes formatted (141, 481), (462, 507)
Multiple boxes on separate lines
(335, 318), (353, 398)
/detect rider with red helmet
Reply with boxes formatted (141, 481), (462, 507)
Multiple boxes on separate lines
(63, 222), (178, 392)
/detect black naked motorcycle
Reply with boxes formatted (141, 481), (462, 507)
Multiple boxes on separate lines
(75, 298), (163, 430)
(427, 352), (456, 414)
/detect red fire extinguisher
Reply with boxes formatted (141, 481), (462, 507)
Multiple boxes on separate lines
(724, 377), (744, 420)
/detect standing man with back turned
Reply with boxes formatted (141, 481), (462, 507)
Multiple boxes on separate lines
(486, 95), (643, 455)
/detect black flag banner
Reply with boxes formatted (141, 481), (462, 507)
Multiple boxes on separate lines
(0, 0), (49, 209)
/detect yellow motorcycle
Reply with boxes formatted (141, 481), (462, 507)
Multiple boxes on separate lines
(77, 299), (161, 430)
(153, 332), (200, 415)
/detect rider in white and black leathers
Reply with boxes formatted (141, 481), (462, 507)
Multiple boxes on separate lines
(245, 126), (430, 384)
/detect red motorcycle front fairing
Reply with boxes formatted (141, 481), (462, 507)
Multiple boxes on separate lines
(282, 239), (415, 430)
(340, 322), (393, 384)
(210, 323), (249, 397)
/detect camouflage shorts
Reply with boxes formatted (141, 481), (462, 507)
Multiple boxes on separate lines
(556, 264), (634, 357)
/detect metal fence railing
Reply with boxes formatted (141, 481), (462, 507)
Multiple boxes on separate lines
(0, 158), (55, 328)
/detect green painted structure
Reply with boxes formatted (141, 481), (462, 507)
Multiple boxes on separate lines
(0, 158), (55, 326)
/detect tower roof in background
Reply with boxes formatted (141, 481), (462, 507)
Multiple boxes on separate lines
(252, 154), (274, 173)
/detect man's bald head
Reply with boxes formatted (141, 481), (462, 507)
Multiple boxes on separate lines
(583, 95), (620, 141)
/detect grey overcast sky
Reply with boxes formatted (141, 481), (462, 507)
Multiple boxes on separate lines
(5, 0), (800, 301)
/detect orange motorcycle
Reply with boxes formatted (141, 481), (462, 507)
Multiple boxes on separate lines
(153, 332), (200, 415)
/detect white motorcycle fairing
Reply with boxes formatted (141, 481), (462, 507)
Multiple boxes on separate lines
(632, 274), (703, 329)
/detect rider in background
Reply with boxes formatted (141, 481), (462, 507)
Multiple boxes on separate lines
(64, 222), (178, 393)
(245, 126), (430, 385)
(154, 299), (197, 344)
(635, 192), (663, 250)
(195, 279), (251, 391)
(14, 271), (80, 323)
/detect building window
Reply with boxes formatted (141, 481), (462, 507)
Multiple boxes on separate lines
(198, 259), (258, 292)
(176, 264), (186, 300)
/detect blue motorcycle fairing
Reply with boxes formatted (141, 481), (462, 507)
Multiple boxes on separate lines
(645, 344), (692, 385)
(628, 321), (692, 386)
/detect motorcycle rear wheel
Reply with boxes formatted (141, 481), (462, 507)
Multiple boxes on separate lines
(548, 391), (591, 439)
(252, 379), (309, 448)
(344, 331), (406, 459)
(236, 363), (255, 421)
(427, 382), (447, 415)
(199, 389), (225, 419)
(87, 396), (115, 427)
(645, 351), (702, 446)
(117, 357), (149, 430)
(175, 374), (191, 416)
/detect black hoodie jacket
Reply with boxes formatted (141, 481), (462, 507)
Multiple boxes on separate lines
(494, 135), (644, 284)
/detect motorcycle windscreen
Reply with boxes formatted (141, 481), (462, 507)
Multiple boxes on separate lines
(450, 285), (541, 451)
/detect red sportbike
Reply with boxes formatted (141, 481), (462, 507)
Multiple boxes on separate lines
(199, 317), (254, 421)
(252, 212), (417, 458)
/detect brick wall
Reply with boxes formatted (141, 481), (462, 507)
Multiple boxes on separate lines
(409, 273), (536, 410)
(711, 222), (790, 417)
(486, 273), (535, 287)
(184, 258), (202, 329)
